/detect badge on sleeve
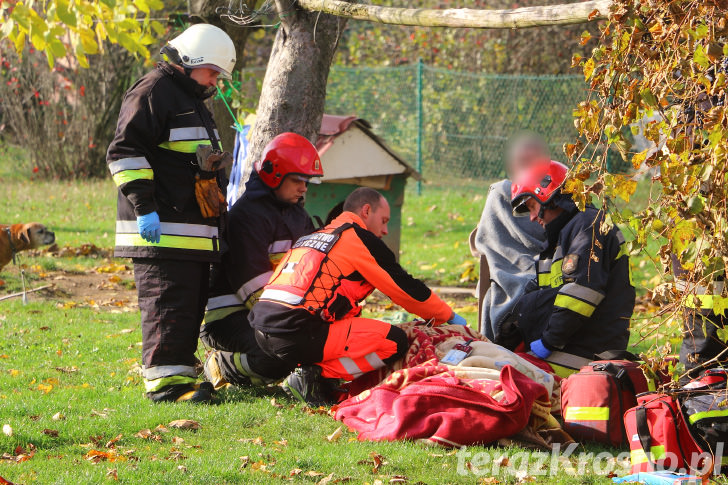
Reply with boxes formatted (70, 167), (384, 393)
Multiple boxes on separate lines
(562, 254), (579, 275)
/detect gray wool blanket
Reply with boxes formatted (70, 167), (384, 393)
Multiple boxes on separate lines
(475, 180), (546, 341)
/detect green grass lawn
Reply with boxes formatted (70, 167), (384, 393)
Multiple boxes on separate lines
(0, 164), (680, 484)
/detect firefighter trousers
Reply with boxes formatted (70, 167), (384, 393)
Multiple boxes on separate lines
(255, 317), (408, 381)
(681, 308), (728, 380)
(133, 258), (209, 399)
(200, 312), (292, 386)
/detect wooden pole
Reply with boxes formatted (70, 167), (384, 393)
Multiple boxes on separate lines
(296, 0), (611, 29)
(0, 285), (52, 303)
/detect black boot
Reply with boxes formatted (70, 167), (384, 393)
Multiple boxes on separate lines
(282, 365), (337, 407)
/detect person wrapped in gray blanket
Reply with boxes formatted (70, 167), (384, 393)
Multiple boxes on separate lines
(474, 133), (549, 341)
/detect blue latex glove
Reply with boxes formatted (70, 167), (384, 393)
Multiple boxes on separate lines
(447, 312), (468, 326)
(530, 339), (552, 359)
(137, 211), (161, 243)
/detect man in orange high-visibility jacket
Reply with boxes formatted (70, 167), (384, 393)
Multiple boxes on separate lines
(249, 187), (467, 406)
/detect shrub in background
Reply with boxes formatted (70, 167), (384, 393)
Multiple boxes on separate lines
(0, 45), (144, 179)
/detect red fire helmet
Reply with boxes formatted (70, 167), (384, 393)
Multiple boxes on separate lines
(510, 160), (568, 215)
(255, 132), (324, 189)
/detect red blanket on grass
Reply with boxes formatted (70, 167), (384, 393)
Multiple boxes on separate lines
(334, 324), (551, 447)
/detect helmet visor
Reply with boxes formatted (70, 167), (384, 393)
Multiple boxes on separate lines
(290, 174), (322, 184)
(191, 63), (232, 80)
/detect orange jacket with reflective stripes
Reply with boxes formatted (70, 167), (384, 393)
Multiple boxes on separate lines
(250, 212), (452, 333)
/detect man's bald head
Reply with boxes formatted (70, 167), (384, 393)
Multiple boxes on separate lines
(343, 187), (390, 238)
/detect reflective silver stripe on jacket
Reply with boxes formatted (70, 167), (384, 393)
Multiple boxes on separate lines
(142, 364), (197, 379)
(364, 352), (386, 370)
(268, 240), (292, 254)
(559, 282), (605, 306)
(237, 271), (274, 302)
(338, 357), (364, 378)
(168, 126), (220, 141)
(108, 156), (152, 175)
(675, 279), (724, 295)
(206, 294), (243, 311)
(259, 288), (303, 305)
(537, 260), (552, 273)
(116, 221), (218, 238)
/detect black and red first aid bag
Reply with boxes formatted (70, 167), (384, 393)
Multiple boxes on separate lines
(623, 369), (728, 474)
(561, 360), (656, 447)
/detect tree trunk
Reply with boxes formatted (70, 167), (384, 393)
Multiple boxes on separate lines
(238, 0), (347, 198)
(190, 0), (259, 153)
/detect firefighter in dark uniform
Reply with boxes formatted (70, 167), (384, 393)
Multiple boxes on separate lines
(507, 161), (635, 374)
(202, 133), (322, 389)
(249, 187), (467, 406)
(106, 24), (236, 403)
(674, 260), (728, 380)
(673, 58), (728, 381)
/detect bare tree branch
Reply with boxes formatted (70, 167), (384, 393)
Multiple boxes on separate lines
(296, 0), (611, 29)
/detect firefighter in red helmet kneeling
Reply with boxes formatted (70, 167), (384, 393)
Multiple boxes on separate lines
(502, 160), (635, 377)
(202, 133), (324, 390)
(249, 187), (466, 406)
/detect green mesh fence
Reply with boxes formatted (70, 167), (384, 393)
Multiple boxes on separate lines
(238, 62), (588, 188)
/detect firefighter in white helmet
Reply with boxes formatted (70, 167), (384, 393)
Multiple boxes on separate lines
(106, 24), (236, 403)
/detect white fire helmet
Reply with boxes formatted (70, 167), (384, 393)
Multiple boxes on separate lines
(167, 24), (236, 79)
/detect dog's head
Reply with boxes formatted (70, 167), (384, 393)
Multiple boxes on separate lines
(18, 223), (55, 249)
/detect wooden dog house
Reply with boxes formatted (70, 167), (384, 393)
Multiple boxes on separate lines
(306, 115), (421, 257)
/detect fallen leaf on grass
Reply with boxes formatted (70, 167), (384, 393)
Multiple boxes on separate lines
(0, 475), (15, 484)
(55, 366), (78, 373)
(90, 409), (110, 418)
(84, 449), (126, 464)
(478, 478), (500, 485)
(167, 450), (186, 461)
(357, 452), (387, 473)
(42, 429), (59, 437)
(39, 326), (50, 331)
(326, 426), (343, 442)
(133, 429), (162, 442)
(52, 412), (65, 421)
(494, 455), (509, 467)
(29, 415), (40, 421)
(177, 465), (188, 473)
(154, 424), (169, 433)
(390, 476), (408, 483)
(240, 456), (250, 468)
(2, 425), (12, 437)
(1, 444), (36, 463)
(317, 473), (335, 485)
(289, 468), (303, 476)
(301, 405), (333, 416)
(106, 468), (118, 480)
(172, 436), (185, 445)
(105, 434), (122, 448)
(89, 435), (105, 447)
(304, 471), (325, 477)
(168, 419), (200, 430)
(270, 398), (284, 408)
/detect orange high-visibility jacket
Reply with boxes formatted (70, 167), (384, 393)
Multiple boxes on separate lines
(250, 212), (452, 333)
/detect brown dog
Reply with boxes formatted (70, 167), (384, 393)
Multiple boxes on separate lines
(0, 223), (56, 271)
